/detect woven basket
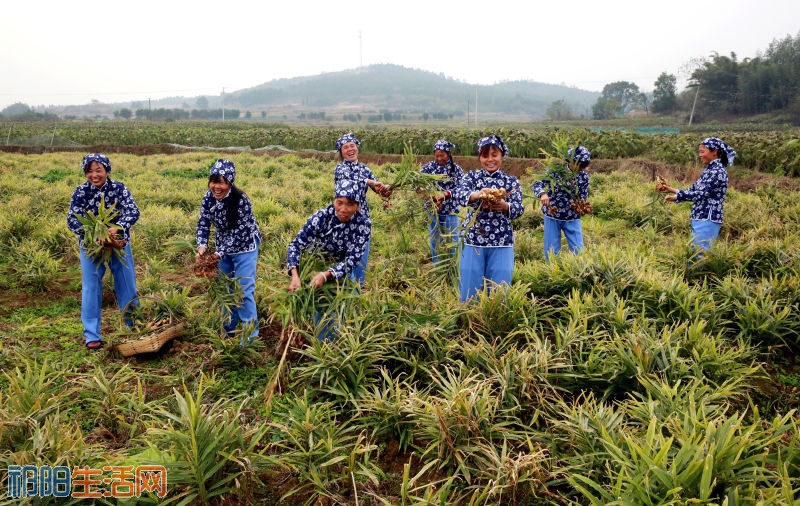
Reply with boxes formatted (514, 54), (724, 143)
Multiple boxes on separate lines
(115, 322), (185, 357)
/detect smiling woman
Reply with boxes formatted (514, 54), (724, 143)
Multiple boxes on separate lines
(456, 134), (524, 302)
(195, 159), (262, 342)
(332, 132), (391, 285)
(657, 136), (735, 251)
(286, 179), (372, 341)
(66, 153), (140, 350)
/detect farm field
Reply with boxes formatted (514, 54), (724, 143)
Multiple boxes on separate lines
(3, 120), (800, 175)
(0, 146), (799, 504)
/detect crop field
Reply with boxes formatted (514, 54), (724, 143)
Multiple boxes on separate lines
(0, 145), (799, 504)
(3, 120), (800, 175)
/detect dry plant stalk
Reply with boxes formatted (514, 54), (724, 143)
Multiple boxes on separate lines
(263, 327), (297, 413)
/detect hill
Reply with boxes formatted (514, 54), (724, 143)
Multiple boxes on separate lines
(226, 64), (599, 120)
(49, 64), (600, 121)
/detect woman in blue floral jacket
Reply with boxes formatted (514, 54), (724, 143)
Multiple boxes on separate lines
(658, 137), (734, 250)
(532, 146), (591, 259)
(196, 159), (262, 340)
(455, 134), (524, 302)
(420, 139), (464, 264)
(287, 180), (371, 340)
(332, 132), (391, 284)
(67, 154), (140, 350)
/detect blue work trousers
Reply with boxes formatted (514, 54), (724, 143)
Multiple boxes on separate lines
(459, 245), (514, 302)
(218, 247), (260, 340)
(80, 243), (138, 345)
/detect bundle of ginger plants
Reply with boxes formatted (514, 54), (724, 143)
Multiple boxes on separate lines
(539, 137), (593, 217)
(74, 194), (127, 267)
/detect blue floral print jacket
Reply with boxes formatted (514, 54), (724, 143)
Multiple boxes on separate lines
(286, 206), (372, 280)
(455, 169), (524, 247)
(675, 159), (728, 223)
(532, 169), (590, 221)
(67, 179), (140, 244)
(420, 160), (464, 216)
(196, 190), (262, 257)
(333, 160), (380, 218)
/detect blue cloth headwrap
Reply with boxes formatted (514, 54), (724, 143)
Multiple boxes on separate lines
(335, 132), (361, 152)
(81, 153), (111, 173)
(569, 146), (591, 164)
(476, 134), (509, 158)
(209, 159), (236, 184)
(334, 179), (362, 202)
(433, 139), (455, 153)
(701, 137), (736, 167)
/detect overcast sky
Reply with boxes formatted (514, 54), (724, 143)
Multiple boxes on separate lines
(2, 0), (798, 110)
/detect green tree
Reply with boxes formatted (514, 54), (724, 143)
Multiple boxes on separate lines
(604, 81), (643, 111)
(592, 97), (622, 119)
(196, 96), (209, 110)
(114, 108), (133, 119)
(1, 102), (35, 118)
(690, 52), (739, 114)
(652, 72), (677, 114)
(592, 81), (643, 118)
(546, 99), (575, 120)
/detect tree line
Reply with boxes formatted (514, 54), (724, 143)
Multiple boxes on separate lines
(585, 32), (800, 123)
(113, 108), (242, 121)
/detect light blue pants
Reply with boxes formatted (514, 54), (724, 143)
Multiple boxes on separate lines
(218, 247), (259, 340)
(352, 237), (370, 285)
(543, 216), (584, 260)
(691, 219), (721, 251)
(314, 308), (336, 343)
(459, 245), (514, 302)
(314, 276), (360, 342)
(80, 243), (138, 345)
(428, 213), (460, 264)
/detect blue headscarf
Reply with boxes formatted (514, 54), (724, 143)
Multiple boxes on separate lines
(433, 139), (455, 153)
(335, 132), (361, 152)
(569, 146), (591, 164)
(209, 159), (236, 184)
(81, 153), (111, 173)
(334, 179), (363, 202)
(476, 134), (509, 158)
(701, 137), (736, 167)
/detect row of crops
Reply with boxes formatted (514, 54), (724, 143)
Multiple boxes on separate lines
(3, 120), (800, 175)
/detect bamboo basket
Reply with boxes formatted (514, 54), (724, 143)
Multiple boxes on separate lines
(115, 295), (185, 357)
(115, 322), (185, 357)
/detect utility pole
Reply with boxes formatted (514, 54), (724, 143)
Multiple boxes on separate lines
(466, 98), (470, 126)
(222, 87), (225, 122)
(359, 31), (363, 67)
(688, 84), (699, 125)
(148, 98), (151, 121)
(475, 88), (478, 127)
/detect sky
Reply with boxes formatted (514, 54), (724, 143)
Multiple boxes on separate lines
(2, 0), (798, 110)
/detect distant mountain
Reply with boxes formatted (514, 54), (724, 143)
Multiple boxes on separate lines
(48, 64), (600, 121)
(224, 64), (598, 120)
